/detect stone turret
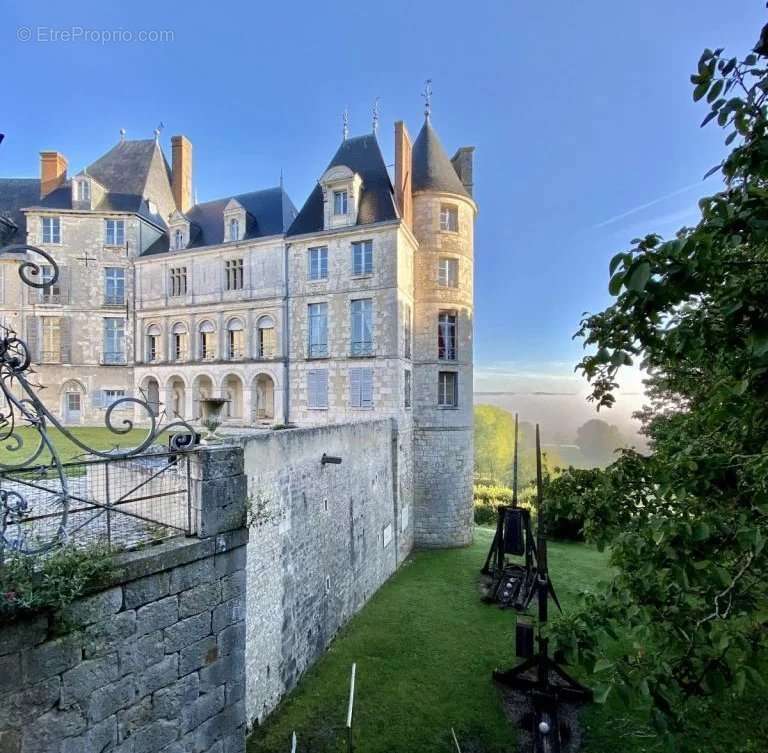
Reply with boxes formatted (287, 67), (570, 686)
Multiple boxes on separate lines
(410, 117), (476, 547)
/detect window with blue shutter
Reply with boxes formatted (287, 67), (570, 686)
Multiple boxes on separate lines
(308, 247), (328, 280)
(349, 367), (373, 408)
(351, 299), (373, 356)
(308, 369), (328, 409)
(308, 303), (328, 357)
(351, 240), (373, 276)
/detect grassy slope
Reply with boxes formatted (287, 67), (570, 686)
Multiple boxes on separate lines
(248, 528), (611, 753)
(0, 426), (159, 466)
(249, 528), (768, 753)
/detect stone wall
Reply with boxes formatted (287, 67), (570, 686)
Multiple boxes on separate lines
(0, 445), (249, 753)
(238, 419), (411, 724)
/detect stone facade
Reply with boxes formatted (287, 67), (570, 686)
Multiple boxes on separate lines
(0, 114), (476, 549)
(0, 445), (249, 753)
(237, 419), (411, 723)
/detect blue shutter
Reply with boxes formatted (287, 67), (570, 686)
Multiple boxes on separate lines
(361, 368), (373, 408)
(349, 368), (361, 407)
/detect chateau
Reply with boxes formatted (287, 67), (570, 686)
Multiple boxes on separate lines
(0, 110), (476, 546)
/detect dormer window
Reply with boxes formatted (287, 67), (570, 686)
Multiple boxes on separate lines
(333, 191), (348, 216)
(228, 218), (240, 242)
(173, 229), (184, 250)
(320, 166), (362, 230)
(76, 180), (90, 202)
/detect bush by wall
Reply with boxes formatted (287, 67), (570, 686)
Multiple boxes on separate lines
(473, 484), (535, 525)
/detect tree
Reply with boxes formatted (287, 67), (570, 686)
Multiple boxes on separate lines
(575, 418), (627, 467)
(549, 25), (768, 746)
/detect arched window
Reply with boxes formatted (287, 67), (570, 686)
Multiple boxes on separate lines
(257, 315), (276, 358)
(146, 323), (161, 362)
(171, 322), (188, 362)
(226, 318), (245, 360)
(228, 218), (239, 242)
(173, 229), (184, 250)
(199, 320), (215, 361)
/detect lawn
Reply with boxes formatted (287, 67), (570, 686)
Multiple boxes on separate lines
(248, 528), (768, 753)
(0, 425), (161, 466)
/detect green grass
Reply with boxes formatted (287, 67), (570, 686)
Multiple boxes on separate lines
(249, 528), (768, 753)
(248, 529), (611, 753)
(0, 426), (159, 467)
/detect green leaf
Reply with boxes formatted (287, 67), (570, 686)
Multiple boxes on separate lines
(594, 684), (612, 704)
(608, 273), (624, 296)
(593, 657), (613, 673)
(693, 82), (709, 101)
(692, 522), (710, 541)
(706, 79), (724, 102)
(701, 110), (719, 127)
(609, 252), (626, 276)
(626, 262), (651, 292)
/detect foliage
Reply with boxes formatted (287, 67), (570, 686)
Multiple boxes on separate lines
(540, 467), (606, 541)
(474, 405), (564, 486)
(550, 25), (768, 745)
(473, 483), (535, 525)
(575, 419), (627, 467)
(0, 544), (115, 621)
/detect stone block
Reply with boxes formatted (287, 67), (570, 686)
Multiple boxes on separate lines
(193, 447), (243, 480)
(211, 597), (244, 633)
(88, 675), (138, 723)
(219, 571), (245, 602)
(117, 695), (153, 743)
(223, 725), (246, 753)
(213, 547), (246, 578)
(60, 586), (123, 626)
(21, 707), (86, 753)
(180, 685), (225, 734)
(61, 652), (120, 706)
(169, 558), (215, 595)
(198, 478), (247, 538)
(152, 673), (199, 720)
(216, 624), (244, 657)
(0, 677), (60, 728)
(0, 653), (21, 695)
(137, 654), (178, 698)
(21, 635), (81, 683)
(61, 715), (117, 753)
(0, 616), (47, 657)
(0, 730), (19, 753)
(179, 636), (218, 676)
(84, 610), (137, 658)
(164, 611), (212, 654)
(197, 650), (243, 694)
(137, 595), (178, 637)
(225, 679), (245, 705)
(178, 581), (220, 618)
(118, 630), (165, 676)
(131, 718), (178, 753)
(124, 571), (171, 609)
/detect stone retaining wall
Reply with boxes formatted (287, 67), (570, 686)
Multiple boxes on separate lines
(0, 445), (248, 753)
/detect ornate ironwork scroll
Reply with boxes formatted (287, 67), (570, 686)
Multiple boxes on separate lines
(0, 244), (197, 555)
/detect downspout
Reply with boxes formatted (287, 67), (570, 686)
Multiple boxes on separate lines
(283, 241), (291, 424)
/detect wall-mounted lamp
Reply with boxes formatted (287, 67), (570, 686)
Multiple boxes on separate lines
(321, 453), (342, 465)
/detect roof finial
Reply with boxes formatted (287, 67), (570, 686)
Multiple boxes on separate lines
(154, 122), (164, 142)
(372, 97), (380, 136)
(342, 107), (350, 141)
(119, 128), (126, 142)
(280, 168), (284, 189)
(422, 79), (433, 122)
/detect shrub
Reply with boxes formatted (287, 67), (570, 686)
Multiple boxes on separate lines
(541, 467), (604, 541)
(0, 543), (116, 623)
(473, 484), (535, 525)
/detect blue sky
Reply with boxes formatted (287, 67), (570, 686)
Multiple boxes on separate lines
(2, 0), (765, 431)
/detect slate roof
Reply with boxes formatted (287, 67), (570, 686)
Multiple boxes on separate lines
(0, 178), (40, 244)
(287, 134), (397, 237)
(25, 139), (170, 228)
(142, 187), (297, 255)
(411, 120), (469, 198)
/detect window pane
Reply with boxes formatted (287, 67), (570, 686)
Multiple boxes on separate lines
(309, 303), (328, 357)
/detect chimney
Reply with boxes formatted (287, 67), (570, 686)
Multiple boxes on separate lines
(451, 147), (475, 197)
(39, 151), (68, 198)
(394, 121), (413, 230)
(171, 135), (193, 213)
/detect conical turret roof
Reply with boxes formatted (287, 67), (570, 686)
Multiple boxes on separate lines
(411, 120), (469, 198)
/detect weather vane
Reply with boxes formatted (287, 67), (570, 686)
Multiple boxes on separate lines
(422, 79), (433, 121)
(372, 97), (380, 136)
(342, 107), (349, 141)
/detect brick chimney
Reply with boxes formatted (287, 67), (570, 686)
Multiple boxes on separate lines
(451, 147), (475, 197)
(171, 135), (193, 213)
(394, 121), (413, 230)
(39, 151), (68, 199)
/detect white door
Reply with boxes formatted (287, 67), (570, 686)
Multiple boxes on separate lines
(64, 392), (82, 424)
